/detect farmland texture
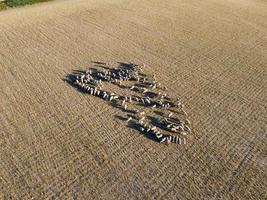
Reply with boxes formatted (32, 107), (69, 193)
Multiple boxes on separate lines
(0, 0), (266, 199)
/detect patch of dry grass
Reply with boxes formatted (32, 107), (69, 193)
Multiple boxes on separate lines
(0, 0), (266, 199)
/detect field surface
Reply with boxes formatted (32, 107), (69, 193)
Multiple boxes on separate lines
(0, 0), (266, 199)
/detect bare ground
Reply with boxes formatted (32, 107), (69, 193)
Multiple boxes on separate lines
(0, 0), (266, 199)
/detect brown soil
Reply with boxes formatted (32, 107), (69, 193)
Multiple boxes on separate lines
(0, 0), (266, 199)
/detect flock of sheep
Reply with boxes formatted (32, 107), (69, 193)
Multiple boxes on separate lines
(68, 62), (191, 145)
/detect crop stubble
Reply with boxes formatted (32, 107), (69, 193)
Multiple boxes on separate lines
(0, 0), (266, 199)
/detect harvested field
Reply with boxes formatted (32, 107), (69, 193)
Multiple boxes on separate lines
(0, 0), (266, 199)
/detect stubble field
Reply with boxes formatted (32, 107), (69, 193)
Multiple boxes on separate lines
(0, 0), (266, 199)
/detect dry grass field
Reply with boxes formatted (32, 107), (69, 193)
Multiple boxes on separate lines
(0, 0), (266, 199)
